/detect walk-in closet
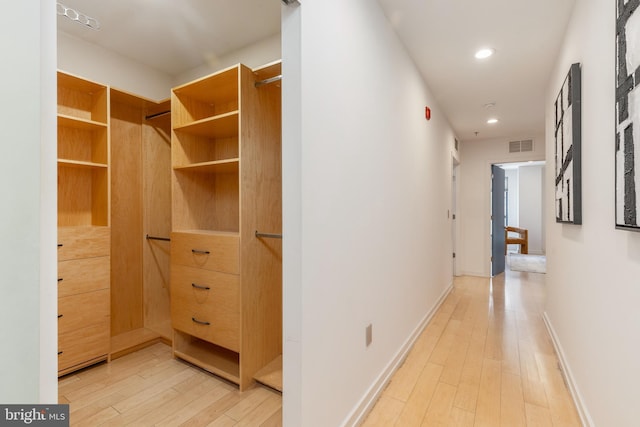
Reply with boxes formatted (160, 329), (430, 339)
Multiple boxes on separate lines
(56, 1), (283, 423)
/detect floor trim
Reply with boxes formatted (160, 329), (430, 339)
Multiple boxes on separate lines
(542, 312), (594, 427)
(341, 282), (454, 427)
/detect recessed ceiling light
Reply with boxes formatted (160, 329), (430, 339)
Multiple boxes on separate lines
(475, 48), (495, 59)
(483, 102), (496, 109)
(487, 118), (499, 124)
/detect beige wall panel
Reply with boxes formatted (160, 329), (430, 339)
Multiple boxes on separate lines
(110, 100), (144, 335)
(143, 105), (172, 338)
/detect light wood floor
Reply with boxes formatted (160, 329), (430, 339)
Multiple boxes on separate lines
(58, 343), (282, 426)
(362, 269), (582, 427)
(59, 268), (581, 427)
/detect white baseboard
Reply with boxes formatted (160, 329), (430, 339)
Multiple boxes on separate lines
(542, 312), (593, 427)
(341, 282), (454, 427)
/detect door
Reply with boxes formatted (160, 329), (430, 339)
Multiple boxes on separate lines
(491, 165), (506, 276)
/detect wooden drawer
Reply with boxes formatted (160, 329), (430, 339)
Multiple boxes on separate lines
(58, 320), (110, 373)
(171, 264), (240, 352)
(58, 256), (110, 297)
(171, 231), (239, 274)
(58, 289), (110, 333)
(58, 226), (110, 261)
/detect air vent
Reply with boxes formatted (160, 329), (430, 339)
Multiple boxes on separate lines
(509, 139), (534, 153)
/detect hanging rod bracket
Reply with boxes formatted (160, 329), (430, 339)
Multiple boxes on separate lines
(282, 0), (301, 6)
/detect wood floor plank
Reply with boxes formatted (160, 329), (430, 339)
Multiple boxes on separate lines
(260, 408), (283, 427)
(235, 394), (282, 426)
(524, 402), (553, 427)
(449, 407), (475, 427)
(224, 386), (273, 421)
(473, 358), (502, 427)
(361, 396), (405, 427)
(206, 415), (238, 427)
(500, 372), (526, 427)
(420, 382), (457, 426)
(181, 391), (251, 427)
(155, 386), (232, 427)
(393, 362), (443, 426)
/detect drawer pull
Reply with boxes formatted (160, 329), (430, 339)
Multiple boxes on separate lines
(58, 278), (63, 282)
(58, 351), (63, 356)
(191, 249), (210, 255)
(191, 283), (211, 290)
(58, 314), (63, 319)
(191, 317), (211, 326)
(57, 243), (63, 247)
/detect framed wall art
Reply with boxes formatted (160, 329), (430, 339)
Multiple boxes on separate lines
(555, 63), (582, 224)
(616, 0), (640, 230)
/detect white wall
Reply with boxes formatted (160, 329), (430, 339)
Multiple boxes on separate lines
(544, 0), (640, 425)
(174, 34), (281, 86)
(519, 165), (545, 254)
(58, 32), (173, 101)
(458, 136), (545, 276)
(0, 0), (57, 402)
(282, 1), (456, 425)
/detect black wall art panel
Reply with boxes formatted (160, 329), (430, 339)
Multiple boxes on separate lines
(616, 0), (640, 230)
(555, 63), (582, 224)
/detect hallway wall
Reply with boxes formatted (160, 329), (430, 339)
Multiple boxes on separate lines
(0, 0), (57, 403)
(458, 136), (545, 276)
(282, 1), (456, 425)
(544, 0), (640, 425)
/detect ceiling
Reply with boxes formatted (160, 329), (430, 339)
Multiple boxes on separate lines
(56, 0), (576, 141)
(56, 0), (281, 76)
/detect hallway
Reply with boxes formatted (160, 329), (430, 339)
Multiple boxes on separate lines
(362, 270), (581, 426)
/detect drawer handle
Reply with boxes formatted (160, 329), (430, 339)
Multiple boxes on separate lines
(58, 351), (63, 356)
(191, 249), (210, 255)
(58, 278), (63, 282)
(191, 283), (211, 290)
(57, 244), (63, 247)
(58, 314), (63, 319)
(191, 317), (210, 326)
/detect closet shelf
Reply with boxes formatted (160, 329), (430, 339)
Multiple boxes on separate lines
(58, 159), (108, 169)
(58, 113), (108, 129)
(173, 111), (239, 138)
(173, 158), (239, 174)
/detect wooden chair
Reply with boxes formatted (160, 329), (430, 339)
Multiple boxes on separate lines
(505, 226), (528, 254)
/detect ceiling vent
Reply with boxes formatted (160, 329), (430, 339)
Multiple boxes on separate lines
(509, 139), (534, 153)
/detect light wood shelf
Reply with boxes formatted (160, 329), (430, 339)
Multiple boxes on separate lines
(173, 111), (239, 137)
(58, 159), (108, 169)
(173, 159), (239, 174)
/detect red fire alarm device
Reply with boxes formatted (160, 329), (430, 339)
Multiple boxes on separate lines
(425, 106), (431, 120)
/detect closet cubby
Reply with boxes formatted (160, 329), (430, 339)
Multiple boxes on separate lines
(57, 71), (110, 228)
(109, 89), (172, 359)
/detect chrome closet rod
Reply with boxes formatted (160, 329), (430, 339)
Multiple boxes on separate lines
(145, 110), (171, 120)
(146, 234), (171, 242)
(255, 230), (283, 239)
(255, 75), (282, 88)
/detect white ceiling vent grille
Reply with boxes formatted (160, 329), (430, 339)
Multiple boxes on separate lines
(509, 139), (534, 153)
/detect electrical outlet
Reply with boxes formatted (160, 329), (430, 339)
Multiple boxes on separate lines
(366, 324), (373, 347)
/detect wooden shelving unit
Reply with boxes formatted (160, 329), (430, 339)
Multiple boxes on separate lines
(57, 71), (111, 376)
(170, 62), (282, 390)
